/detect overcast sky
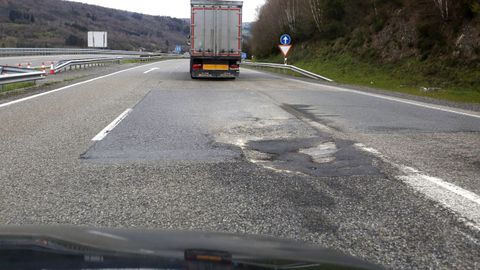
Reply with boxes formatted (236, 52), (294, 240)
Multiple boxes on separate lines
(65, 0), (265, 22)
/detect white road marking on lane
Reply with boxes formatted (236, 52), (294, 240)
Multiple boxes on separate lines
(143, 67), (159, 74)
(92, 109), (132, 141)
(285, 78), (480, 119)
(354, 143), (480, 232)
(0, 61), (171, 109)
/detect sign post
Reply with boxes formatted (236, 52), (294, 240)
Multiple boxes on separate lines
(279, 34), (292, 65)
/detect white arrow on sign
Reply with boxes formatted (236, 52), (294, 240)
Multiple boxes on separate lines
(279, 45), (292, 57)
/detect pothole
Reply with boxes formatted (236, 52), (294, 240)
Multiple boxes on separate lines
(299, 142), (338, 164)
(214, 114), (380, 177)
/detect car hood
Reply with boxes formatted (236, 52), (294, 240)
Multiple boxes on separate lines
(0, 225), (383, 270)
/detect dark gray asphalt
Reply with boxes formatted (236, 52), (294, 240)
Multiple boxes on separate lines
(0, 59), (479, 269)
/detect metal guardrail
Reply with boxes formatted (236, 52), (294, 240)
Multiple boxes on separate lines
(52, 55), (178, 73)
(53, 57), (123, 73)
(0, 66), (45, 86)
(0, 48), (158, 57)
(241, 62), (333, 82)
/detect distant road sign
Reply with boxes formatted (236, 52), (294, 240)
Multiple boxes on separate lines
(88, 31), (108, 48)
(175, 45), (182, 54)
(241, 52), (247, 60)
(280, 34), (292, 45)
(279, 45), (292, 57)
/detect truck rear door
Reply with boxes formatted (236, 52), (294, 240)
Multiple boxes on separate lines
(192, 5), (242, 57)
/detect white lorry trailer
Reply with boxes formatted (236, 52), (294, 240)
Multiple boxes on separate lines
(190, 0), (243, 79)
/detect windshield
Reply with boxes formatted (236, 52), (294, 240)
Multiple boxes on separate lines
(0, 0), (479, 269)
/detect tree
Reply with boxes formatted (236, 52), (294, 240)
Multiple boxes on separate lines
(433, 0), (450, 20)
(309, 0), (325, 33)
(65, 35), (81, 46)
(9, 10), (22, 22)
(308, 0), (345, 34)
(278, 0), (299, 32)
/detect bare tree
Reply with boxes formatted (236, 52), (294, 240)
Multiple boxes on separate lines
(283, 0), (298, 32)
(372, 0), (378, 18)
(432, 0), (449, 20)
(309, 0), (324, 33)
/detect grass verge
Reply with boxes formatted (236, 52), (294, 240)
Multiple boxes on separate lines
(260, 49), (480, 104)
(120, 57), (181, 65)
(0, 82), (36, 93)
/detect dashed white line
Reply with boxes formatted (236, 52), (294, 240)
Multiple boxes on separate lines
(143, 67), (159, 74)
(92, 109), (132, 141)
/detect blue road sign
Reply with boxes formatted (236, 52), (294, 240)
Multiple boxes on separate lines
(241, 52), (247, 60)
(280, 34), (292, 45)
(175, 45), (182, 54)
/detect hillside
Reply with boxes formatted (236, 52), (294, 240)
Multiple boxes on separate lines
(250, 0), (480, 103)
(0, 0), (190, 51)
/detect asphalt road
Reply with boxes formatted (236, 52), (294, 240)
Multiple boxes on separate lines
(0, 59), (479, 269)
(0, 54), (134, 67)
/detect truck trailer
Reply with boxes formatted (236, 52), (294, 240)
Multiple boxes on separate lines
(190, 0), (243, 79)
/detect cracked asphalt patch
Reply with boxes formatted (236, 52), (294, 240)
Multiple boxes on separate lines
(246, 138), (380, 177)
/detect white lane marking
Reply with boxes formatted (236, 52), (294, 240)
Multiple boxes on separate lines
(0, 61), (171, 109)
(285, 78), (480, 119)
(354, 143), (480, 232)
(143, 67), (159, 74)
(400, 173), (480, 205)
(92, 109), (132, 141)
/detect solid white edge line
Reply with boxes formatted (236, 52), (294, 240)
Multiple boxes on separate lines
(275, 73), (480, 120)
(354, 143), (480, 232)
(143, 67), (159, 74)
(354, 143), (480, 206)
(92, 109), (132, 141)
(0, 60), (173, 109)
(414, 174), (480, 205)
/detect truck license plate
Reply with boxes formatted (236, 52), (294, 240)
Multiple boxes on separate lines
(203, 64), (229, 71)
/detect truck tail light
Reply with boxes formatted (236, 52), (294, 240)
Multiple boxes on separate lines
(229, 64), (239, 70)
(192, 64), (202, 70)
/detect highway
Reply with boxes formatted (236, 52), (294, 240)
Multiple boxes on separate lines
(0, 59), (479, 269)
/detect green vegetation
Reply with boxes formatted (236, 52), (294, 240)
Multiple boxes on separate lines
(0, 82), (35, 93)
(250, 0), (480, 104)
(120, 59), (147, 64)
(119, 58), (173, 64)
(262, 48), (480, 103)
